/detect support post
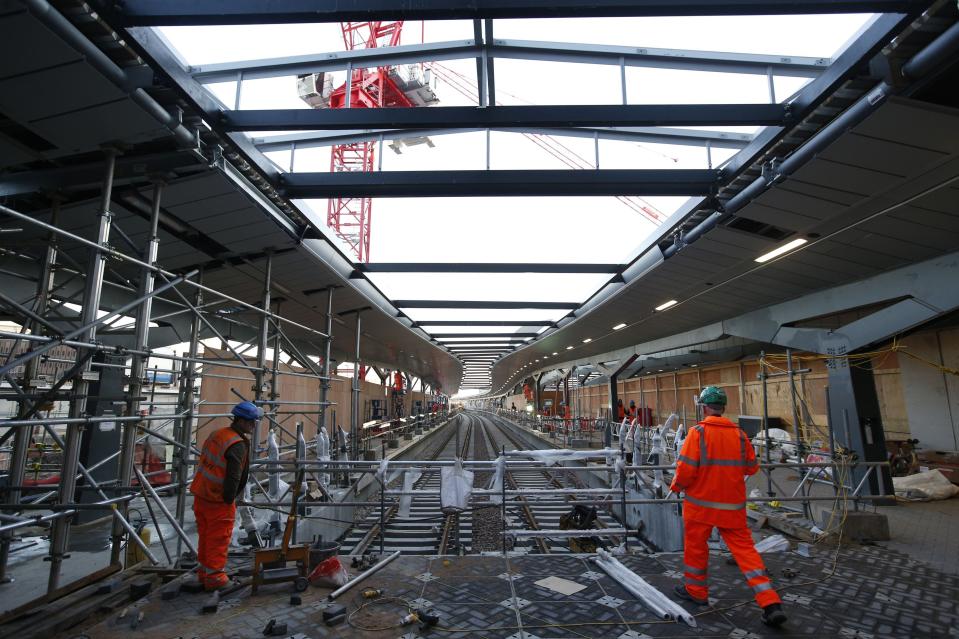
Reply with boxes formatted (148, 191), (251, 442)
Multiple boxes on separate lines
(173, 272), (203, 562)
(112, 181), (162, 564)
(351, 312), (363, 461)
(48, 150), (116, 593)
(253, 251), (273, 459)
(1, 200), (60, 582)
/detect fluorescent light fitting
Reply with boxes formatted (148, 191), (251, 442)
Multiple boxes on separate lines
(552, 352), (558, 356)
(755, 238), (807, 263)
(582, 338), (592, 343)
(654, 300), (678, 312)
(566, 346), (573, 350)
(613, 323), (627, 330)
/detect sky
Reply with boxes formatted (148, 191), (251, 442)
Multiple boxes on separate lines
(158, 14), (876, 396)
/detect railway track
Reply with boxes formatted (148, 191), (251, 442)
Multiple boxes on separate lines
(340, 410), (624, 555)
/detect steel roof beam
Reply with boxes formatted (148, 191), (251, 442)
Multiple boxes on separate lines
(191, 38), (826, 84)
(430, 333), (539, 344)
(396, 300), (580, 309)
(224, 104), (788, 131)
(415, 320), (556, 326)
(281, 169), (717, 198)
(253, 126), (752, 152)
(359, 263), (621, 273)
(110, 1), (926, 26)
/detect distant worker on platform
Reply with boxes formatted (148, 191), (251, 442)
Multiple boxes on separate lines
(627, 399), (637, 419)
(670, 386), (787, 627)
(190, 400), (261, 590)
(616, 398), (625, 421)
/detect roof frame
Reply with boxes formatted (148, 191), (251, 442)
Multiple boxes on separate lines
(254, 126), (753, 153)
(223, 104), (788, 131)
(190, 38), (828, 84)
(280, 169), (719, 198)
(108, 1), (926, 25)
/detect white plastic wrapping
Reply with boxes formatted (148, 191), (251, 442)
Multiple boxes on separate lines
(755, 534), (790, 554)
(488, 456), (506, 504)
(625, 418), (637, 453)
(316, 427), (330, 489)
(893, 469), (959, 501)
(440, 458), (474, 513)
(397, 470), (422, 518)
(508, 448), (622, 466)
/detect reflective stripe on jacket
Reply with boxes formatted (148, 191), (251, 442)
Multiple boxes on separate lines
(190, 427), (247, 503)
(670, 415), (759, 527)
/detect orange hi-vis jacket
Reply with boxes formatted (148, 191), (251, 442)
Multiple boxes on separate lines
(670, 415), (759, 527)
(191, 426), (248, 503)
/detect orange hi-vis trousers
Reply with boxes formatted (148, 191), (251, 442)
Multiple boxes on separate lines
(682, 517), (782, 608)
(193, 497), (236, 590)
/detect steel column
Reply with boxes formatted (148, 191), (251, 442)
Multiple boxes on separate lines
(112, 182), (163, 563)
(351, 312), (363, 461)
(0, 200), (60, 583)
(319, 288), (334, 439)
(253, 251), (273, 459)
(48, 151), (117, 593)
(173, 272), (203, 562)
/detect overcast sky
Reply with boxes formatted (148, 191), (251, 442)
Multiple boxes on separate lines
(159, 14), (875, 396)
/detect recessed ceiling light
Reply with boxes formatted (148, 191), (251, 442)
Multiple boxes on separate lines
(566, 346), (573, 350)
(690, 364), (698, 367)
(582, 338), (592, 343)
(655, 300), (678, 312)
(552, 352), (558, 356)
(755, 238), (807, 263)
(613, 323), (627, 330)
(658, 369), (664, 372)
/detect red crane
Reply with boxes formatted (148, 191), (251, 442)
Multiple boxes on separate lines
(320, 22), (415, 263)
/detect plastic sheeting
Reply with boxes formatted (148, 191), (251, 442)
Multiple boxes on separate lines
(398, 470), (422, 518)
(509, 448), (622, 466)
(440, 458), (474, 513)
(755, 534), (790, 554)
(488, 456), (506, 505)
(316, 427), (330, 489)
(893, 469), (959, 501)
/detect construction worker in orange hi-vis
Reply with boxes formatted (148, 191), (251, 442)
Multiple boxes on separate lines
(670, 386), (787, 627)
(190, 401), (261, 590)
(393, 371), (404, 393)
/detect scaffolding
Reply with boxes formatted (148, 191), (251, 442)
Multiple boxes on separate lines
(0, 151), (443, 597)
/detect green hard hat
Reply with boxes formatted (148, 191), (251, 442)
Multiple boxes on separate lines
(699, 386), (727, 406)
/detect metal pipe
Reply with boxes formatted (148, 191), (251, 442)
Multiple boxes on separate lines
(20, 0), (195, 147)
(327, 550), (400, 601)
(351, 312), (363, 461)
(902, 20), (959, 80)
(253, 252), (273, 461)
(134, 467), (198, 556)
(174, 274), (203, 562)
(0, 203), (329, 339)
(48, 151), (116, 593)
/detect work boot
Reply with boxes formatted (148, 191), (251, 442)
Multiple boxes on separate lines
(761, 603), (788, 627)
(204, 574), (230, 591)
(673, 584), (709, 606)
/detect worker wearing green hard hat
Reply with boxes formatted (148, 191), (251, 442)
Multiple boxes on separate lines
(671, 385), (787, 627)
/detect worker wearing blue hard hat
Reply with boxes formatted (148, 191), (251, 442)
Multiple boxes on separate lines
(189, 400), (262, 590)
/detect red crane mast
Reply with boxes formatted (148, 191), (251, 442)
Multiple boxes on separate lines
(326, 22), (414, 262)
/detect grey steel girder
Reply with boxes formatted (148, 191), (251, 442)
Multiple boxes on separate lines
(190, 38), (827, 84)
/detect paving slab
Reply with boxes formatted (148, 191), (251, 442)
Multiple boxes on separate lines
(64, 543), (959, 639)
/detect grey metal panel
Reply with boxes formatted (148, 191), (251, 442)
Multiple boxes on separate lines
(152, 172), (240, 208)
(0, 61), (124, 122)
(788, 158), (896, 197)
(805, 240), (896, 271)
(731, 202), (820, 231)
(773, 180), (866, 207)
(891, 206), (959, 233)
(852, 97), (959, 155)
(165, 192), (254, 221)
(818, 132), (949, 177)
(0, 11), (81, 79)
(27, 98), (167, 151)
(865, 215), (959, 252)
(830, 229), (940, 264)
(0, 134), (35, 168)
(752, 187), (848, 220)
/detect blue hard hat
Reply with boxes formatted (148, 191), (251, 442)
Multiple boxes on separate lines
(232, 401), (263, 421)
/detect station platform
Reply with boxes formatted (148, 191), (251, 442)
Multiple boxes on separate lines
(70, 542), (959, 639)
